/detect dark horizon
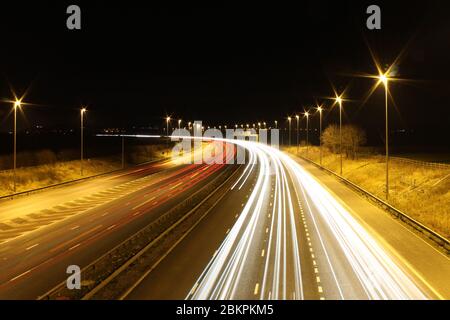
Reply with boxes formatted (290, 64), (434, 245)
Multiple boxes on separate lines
(0, 1), (449, 148)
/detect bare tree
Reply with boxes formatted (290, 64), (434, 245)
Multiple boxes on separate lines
(322, 124), (366, 159)
(321, 124), (340, 153)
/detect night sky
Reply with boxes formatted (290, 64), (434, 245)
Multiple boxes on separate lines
(0, 1), (449, 147)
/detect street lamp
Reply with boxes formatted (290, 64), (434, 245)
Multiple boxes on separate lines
(335, 96), (343, 175)
(178, 119), (182, 130)
(80, 108), (87, 176)
(287, 117), (292, 147)
(378, 72), (390, 200)
(304, 111), (310, 158)
(12, 99), (22, 193)
(274, 120), (278, 129)
(295, 115), (300, 153)
(166, 116), (171, 136)
(317, 106), (323, 166)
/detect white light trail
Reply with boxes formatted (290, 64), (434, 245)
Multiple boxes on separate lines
(114, 134), (427, 300)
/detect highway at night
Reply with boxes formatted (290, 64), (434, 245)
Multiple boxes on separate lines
(2, 2), (450, 316)
(124, 138), (450, 300)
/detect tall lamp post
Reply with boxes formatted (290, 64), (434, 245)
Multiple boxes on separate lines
(80, 108), (86, 176)
(12, 99), (22, 193)
(317, 106), (323, 166)
(287, 117), (291, 147)
(178, 119), (181, 130)
(166, 116), (171, 136)
(305, 111), (310, 158)
(295, 115), (299, 153)
(335, 96), (343, 175)
(121, 135), (125, 169)
(379, 73), (390, 200)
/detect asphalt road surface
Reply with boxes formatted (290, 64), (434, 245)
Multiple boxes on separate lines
(0, 151), (230, 299)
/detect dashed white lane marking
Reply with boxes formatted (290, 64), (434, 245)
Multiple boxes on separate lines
(299, 196), (325, 301)
(69, 243), (81, 251)
(235, 214), (239, 218)
(9, 269), (31, 282)
(265, 227), (269, 233)
(25, 243), (39, 251)
(226, 228), (230, 234)
(101, 212), (110, 217)
(132, 197), (156, 210)
(107, 224), (117, 231)
(70, 225), (80, 230)
(261, 249), (265, 257)
(190, 282), (199, 295)
(133, 211), (141, 216)
(254, 283), (260, 295)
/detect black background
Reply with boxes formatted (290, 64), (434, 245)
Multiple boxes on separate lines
(0, 1), (449, 148)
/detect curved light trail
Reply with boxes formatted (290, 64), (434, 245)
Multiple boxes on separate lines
(186, 138), (428, 300)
